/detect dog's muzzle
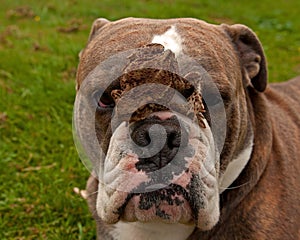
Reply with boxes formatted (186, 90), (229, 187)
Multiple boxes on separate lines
(95, 110), (220, 230)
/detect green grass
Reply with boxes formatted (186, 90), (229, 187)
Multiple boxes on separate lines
(0, 0), (299, 239)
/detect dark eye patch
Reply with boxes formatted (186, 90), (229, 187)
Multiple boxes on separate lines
(92, 89), (115, 110)
(98, 91), (115, 109)
(93, 80), (121, 110)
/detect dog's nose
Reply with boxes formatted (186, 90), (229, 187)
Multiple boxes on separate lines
(132, 123), (181, 148)
(131, 116), (188, 172)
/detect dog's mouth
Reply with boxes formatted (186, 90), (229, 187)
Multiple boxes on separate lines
(116, 183), (193, 224)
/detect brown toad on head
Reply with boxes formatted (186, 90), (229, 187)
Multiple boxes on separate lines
(112, 43), (206, 127)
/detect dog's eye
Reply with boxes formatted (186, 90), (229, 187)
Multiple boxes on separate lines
(96, 91), (115, 109)
(181, 86), (195, 99)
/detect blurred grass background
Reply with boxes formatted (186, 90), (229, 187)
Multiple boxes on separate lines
(0, 0), (299, 239)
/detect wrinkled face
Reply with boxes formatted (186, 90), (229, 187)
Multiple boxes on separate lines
(75, 47), (225, 230)
(74, 19), (254, 231)
(93, 44), (225, 230)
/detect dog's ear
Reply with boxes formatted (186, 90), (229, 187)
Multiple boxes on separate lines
(221, 24), (267, 92)
(88, 18), (110, 42)
(78, 18), (110, 60)
(77, 18), (110, 90)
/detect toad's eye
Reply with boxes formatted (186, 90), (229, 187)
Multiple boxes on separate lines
(96, 91), (115, 109)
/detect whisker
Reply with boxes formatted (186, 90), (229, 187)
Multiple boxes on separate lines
(219, 181), (251, 191)
(86, 190), (99, 197)
(73, 187), (98, 199)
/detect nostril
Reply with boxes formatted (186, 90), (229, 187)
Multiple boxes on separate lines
(168, 131), (181, 149)
(131, 128), (151, 147)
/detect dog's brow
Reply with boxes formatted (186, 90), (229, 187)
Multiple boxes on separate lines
(102, 79), (121, 93)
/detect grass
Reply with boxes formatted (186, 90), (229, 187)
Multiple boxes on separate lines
(0, 0), (299, 239)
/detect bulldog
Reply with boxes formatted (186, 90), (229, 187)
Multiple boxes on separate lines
(74, 17), (300, 239)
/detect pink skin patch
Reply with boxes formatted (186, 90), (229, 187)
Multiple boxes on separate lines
(104, 153), (150, 193)
(171, 169), (193, 189)
(150, 111), (175, 120)
(170, 138), (205, 189)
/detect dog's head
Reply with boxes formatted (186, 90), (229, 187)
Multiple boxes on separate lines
(74, 18), (267, 231)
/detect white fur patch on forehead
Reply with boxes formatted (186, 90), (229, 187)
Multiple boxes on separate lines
(151, 26), (183, 57)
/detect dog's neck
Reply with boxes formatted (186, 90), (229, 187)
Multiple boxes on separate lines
(111, 221), (195, 240)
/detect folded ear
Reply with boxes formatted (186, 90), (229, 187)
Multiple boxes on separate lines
(78, 18), (110, 59)
(77, 18), (110, 90)
(88, 18), (110, 42)
(221, 24), (267, 92)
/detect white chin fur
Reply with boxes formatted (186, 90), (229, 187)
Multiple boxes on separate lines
(111, 221), (194, 240)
